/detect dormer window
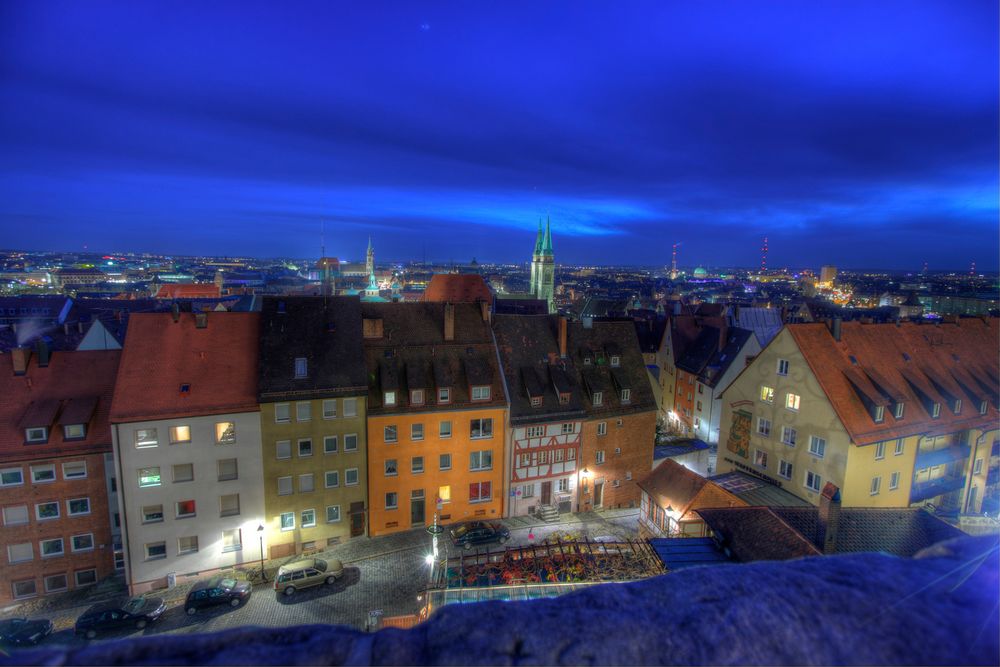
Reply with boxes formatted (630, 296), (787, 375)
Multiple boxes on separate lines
(438, 388), (451, 404)
(530, 396), (542, 407)
(873, 405), (885, 423)
(931, 403), (941, 418)
(384, 391), (397, 407)
(471, 386), (490, 401)
(893, 402), (905, 419)
(583, 356), (592, 366)
(294, 357), (307, 379)
(63, 424), (86, 440)
(26, 427), (48, 443)
(952, 399), (962, 415)
(411, 389), (424, 406)
(621, 388), (631, 404)
(592, 391), (603, 407)
(558, 392), (570, 406)
(610, 356), (620, 368)
(980, 400), (989, 415)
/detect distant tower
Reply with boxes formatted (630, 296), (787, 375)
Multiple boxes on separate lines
(970, 260), (976, 276)
(530, 217), (555, 313)
(760, 236), (768, 274)
(819, 265), (837, 287)
(921, 260), (928, 275)
(670, 243), (678, 281)
(366, 236), (375, 277)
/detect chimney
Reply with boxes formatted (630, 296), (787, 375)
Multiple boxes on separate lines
(816, 483), (841, 554)
(558, 317), (568, 359)
(831, 317), (842, 342)
(12, 347), (31, 376)
(35, 338), (51, 368)
(171, 303), (181, 323)
(444, 303), (455, 342)
(362, 318), (384, 339)
(195, 312), (208, 329)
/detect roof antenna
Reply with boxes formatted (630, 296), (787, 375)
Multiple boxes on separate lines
(321, 220), (328, 310)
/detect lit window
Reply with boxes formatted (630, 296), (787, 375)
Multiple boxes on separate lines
(175, 499), (196, 518)
(760, 386), (775, 403)
(280, 512), (295, 531)
(384, 391), (397, 407)
(785, 393), (801, 411)
(138, 467), (161, 487)
(169, 425), (191, 444)
(215, 422), (235, 444)
(438, 485), (451, 503)
(64, 423), (86, 440)
(135, 428), (158, 448)
(294, 357), (308, 378)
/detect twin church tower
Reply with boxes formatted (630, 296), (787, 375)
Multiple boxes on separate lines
(529, 217), (555, 314)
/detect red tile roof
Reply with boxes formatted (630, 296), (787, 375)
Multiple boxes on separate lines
(787, 319), (999, 446)
(110, 312), (260, 423)
(154, 283), (221, 299)
(423, 274), (493, 305)
(637, 460), (745, 521)
(0, 350), (120, 462)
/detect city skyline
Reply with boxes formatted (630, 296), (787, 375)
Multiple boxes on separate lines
(1, 2), (997, 269)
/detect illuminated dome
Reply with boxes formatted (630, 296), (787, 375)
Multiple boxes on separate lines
(693, 267), (708, 278)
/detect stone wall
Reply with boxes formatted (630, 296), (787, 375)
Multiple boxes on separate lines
(8, 536), (998, 665)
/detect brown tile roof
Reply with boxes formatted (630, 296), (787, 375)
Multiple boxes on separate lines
(566, 320), (657, 417)
(110, 312), (260, 423)
(423, 274), (493, 305)
(787, 319), (999, 445)
(361, 303), (505, 414)
(638, 460), (745, 521)
(695, 506), (823, 562)
(154, 283), (221, 299)
(0, 350), (120, 462)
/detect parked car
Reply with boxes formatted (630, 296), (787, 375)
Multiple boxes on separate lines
(74, 597), (167, 639)
(274, 557), (344, 596)
(184, 576), (252, 615)
(0, 617), (53, 646)
(449, 521), (511, 550)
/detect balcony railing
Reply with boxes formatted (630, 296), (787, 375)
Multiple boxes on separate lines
(910, 475), (967, 505)
(913, 444), (971, 471)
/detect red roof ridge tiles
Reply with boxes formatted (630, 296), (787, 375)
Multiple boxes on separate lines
(423, 274), (493, 305)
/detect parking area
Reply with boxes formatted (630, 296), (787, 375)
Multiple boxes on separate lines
(1, 509), (639, 649)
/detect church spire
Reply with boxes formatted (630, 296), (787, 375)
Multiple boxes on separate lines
(541, 216), (553, 255)
(533, 219), (543, 256)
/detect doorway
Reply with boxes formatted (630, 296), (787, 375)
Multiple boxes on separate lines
(411, 493), (426, 526)
(350, 501), (366, 537)
(541, 481), (552, 505)
(593, 481), (604, 508)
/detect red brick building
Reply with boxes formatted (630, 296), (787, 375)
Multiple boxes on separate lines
(0, 347), (121, 603)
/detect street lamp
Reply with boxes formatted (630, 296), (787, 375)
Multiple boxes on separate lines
(578, 467), (590, 512)
(257, 524), (267, 582)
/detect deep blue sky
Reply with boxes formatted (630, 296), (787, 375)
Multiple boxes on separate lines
(1, 1), (997, 269)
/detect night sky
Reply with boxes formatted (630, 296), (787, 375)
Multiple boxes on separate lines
(1, 1), (997, 270)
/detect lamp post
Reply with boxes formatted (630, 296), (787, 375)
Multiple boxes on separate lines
(257, 524), (267, 582)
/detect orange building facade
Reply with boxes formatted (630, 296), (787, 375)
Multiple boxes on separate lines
(367, 408), (506, 536)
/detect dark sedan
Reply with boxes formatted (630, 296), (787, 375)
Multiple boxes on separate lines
(74, 597), (167, 639)
(185, 577), (251, 614)
(0, 617), (53, 646)
(450, 521), (511, 550)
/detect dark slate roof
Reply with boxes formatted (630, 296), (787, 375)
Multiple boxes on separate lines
(633, 317), (668, 354)
(700, 327), (754, 389)
(258, 296), (367, 401)
(580, 297), (629, 319)
(566, 320), (657, 417)
(695, 507), (822, 562)
(493, 298), (549, 315)
(676, 326), (721, 375)
(362, 302), (506, 414)
(648, 537), (733, 570)
(769, 506), (966, 557)
(654, 439), (710, 460)
(493, 314), (586, 424)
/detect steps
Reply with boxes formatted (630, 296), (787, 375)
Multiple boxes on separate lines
(537, 504), (560, 523)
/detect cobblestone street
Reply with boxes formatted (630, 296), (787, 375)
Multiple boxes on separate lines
(1, 510), (639, 649)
